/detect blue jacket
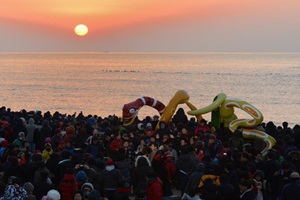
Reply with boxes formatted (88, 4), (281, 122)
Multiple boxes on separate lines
(281, 181), (300, 200)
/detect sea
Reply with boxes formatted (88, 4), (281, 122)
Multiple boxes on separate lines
(0, 52), (299, 127)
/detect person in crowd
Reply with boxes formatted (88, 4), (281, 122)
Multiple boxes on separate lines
(51, 128), (63, 151)
(110, 133), (123, 161)
(228, 126), (244, 150)
(155, 121), (171, 141)
(145, 170), (163, 200)
(26, 117), (39, 152)
(132, 155), (153, 199)
(194, 119), (211, 135)
(239, 179), (256, 200)
(217, 173), (239, 200)
(40, 120), (52, 148)
(101, 159), (124, 200)
(183, 162), (205, 198)
(0, 177), (27, 200)
(23, 182), (36, 200)
(72, 190), (84, 200)
(42, 142), (53, 163)
(262, 150), (280, 200)
(34, 170), (54, 200)
(13, 131), (26, 149)
(81, 182), (94, 200)
(144, 123), (155, 138)
(136, 139), (147, 154)
(58, 168), (78, 200)
(176, 145), (199, 196)
(172, 108), (188, 129)
(280, 171), (300, 200)
(42, 189), (61, 200)
(148, 142), (159, 162)
(87, 135), (105, 158)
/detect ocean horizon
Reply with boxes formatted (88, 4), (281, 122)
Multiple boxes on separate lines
(0, 52), (299, 127)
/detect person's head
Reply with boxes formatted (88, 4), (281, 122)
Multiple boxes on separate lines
(159, 121), (166, 129)
(283, 121), (288, 128)
(23, 182), (34, 195)
(7, 176), (17, 184)
(208, 134), (216, 144)
(240, 153), (250, 163)
(88, 190), (101, 200)
(254, 170), (264, 181)
(81, 182), (94, 199)
(190, 137), (196, 145)
(199, 119), (207, 126)
(18, 132), (25, 141)
(140, 139), (145, 145)
(149, 142), (158, 151)
(181, 128), (188, 135)
(145, 123), (153, 130)
(290, 172), (300, 181)
(75, 170), (87, 183)
(47, 189), (61, 200)
(239, 180), (251, 193)
(180, 137), (188, 146)
(72, 190), (84, 200)
(149, 136), (156, 143)
(123, 140), (129, 148)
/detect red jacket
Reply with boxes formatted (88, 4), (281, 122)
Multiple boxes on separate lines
(59, 174), (78, 200)
(146, 177), (163, 200)
(110, 138), (123, 151)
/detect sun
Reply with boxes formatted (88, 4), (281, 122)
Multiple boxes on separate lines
(74, 24), (88, 36)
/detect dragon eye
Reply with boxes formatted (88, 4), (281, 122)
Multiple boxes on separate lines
(129, 108), (135, 114)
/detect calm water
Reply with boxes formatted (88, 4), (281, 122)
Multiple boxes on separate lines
(0, 52), (299, 126)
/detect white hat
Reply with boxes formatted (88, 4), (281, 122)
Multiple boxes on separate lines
(47, 189), (61, 200)
(290, 172), (300, 179)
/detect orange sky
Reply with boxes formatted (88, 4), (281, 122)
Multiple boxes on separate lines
(1, 0), (300, 51)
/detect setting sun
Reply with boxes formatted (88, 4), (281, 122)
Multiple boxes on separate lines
(74, 24), (88, 36)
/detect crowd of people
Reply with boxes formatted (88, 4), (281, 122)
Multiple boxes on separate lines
(0, 106), (300, 200)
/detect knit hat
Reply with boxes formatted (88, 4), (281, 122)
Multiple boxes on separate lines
(45, 137), (51, 143)
(23, 182), (34, 194)
(290, 172), (300, 179)
(88, 190), (100, 200)
(18, 132), (25, 137)
(106, 159), (114, 166)
(76, 170), (87, 182)
(81, 182), (94, 191)
(146, 123), (152, 128)
(47, 189), (61, 200)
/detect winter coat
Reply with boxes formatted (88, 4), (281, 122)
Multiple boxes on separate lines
(101, 165), (123, 190)
(58, 174), (78, 200)
(40, 120), (52, 147)
(146, 177), (163, 200)
(281, 181), (300, 200)
(26, 118), (38, 143)
(0, 185), (27, 200)
(132, 156), (153, 196)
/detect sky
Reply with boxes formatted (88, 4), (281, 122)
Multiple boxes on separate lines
(1, 0), (300, 52)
